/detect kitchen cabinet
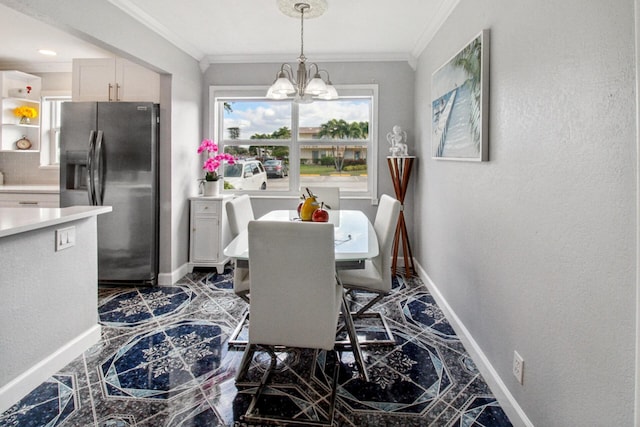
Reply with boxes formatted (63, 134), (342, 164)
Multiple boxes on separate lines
(0, 191), (59, 207)
(188, 195), (232, 274)
(72, 58), (160, 103)
(0, 71), (41, 152)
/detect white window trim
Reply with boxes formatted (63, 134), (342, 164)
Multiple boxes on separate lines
(209, 84), (378, 200)
(39, 92), (70, 168)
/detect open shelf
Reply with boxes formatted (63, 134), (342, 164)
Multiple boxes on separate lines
(1, 71), (41, 152)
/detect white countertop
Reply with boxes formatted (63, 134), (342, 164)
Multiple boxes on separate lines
(0, 185), (59, 194)
(0, 206), (112, 238)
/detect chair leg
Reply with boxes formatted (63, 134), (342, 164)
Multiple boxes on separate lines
(228, 311), (250, 349)
(241, 347), (340, 427)
(352, 292), (384, 319)
(341, 292), (369, 382)
(235, 343), (255, 381)
(243, 345), (277, 420)
(335, 290), (395, 346)
(327, 349), (340, 426)
(237, 290), (250, 303)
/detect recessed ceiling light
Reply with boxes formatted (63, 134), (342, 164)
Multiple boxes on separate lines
(38, 49), (57, 56)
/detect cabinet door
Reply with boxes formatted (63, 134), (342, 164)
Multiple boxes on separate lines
(191, 215), (220, 262)
(116, 58), (160, 103)
(0, 193), (59, 207)
(72, 58), (116, 102)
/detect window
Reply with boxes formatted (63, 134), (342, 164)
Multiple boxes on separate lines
(40, 95), (70, 167)
(210, 85), (378, 198)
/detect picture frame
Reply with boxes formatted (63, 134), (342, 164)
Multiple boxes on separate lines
(431, 29), (490, 161)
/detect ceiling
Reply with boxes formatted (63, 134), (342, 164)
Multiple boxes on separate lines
(0, 0), (458, 73)
(0, 3), (112, 72)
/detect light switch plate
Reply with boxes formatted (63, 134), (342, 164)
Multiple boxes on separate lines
(55, 226), (75, 251)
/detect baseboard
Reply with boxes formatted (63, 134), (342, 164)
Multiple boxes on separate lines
(0, 324), (102, 414)
(412, 260), (534, 427)
(158, 262), (190, 285)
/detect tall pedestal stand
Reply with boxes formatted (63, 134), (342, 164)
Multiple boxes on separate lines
(387, 156), (416, 278)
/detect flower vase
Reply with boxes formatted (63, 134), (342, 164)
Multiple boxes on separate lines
(19, 116), (31, 125)
(203, 180), (219, 197)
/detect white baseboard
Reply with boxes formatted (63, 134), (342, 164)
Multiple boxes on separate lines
(0, 324), (102, 414)
(412, 260), (533, 427)
(158, 262), (190, 285)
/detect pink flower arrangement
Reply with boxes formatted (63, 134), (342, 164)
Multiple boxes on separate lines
(198, 139), (236, 181)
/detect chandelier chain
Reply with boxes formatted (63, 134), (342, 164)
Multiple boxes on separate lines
(299, 4), (305, 59)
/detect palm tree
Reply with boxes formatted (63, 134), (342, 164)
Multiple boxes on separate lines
(228, 127), (240, 140)
(452, 36), (482, 148)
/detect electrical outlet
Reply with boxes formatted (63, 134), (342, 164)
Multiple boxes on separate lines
(513, 351), (524, 384)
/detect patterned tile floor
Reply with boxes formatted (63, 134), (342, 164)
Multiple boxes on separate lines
(0, 267), (513, 426)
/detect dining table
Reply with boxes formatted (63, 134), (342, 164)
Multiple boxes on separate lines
(223, 209), (379, 269)
(223, 209), (377, 381)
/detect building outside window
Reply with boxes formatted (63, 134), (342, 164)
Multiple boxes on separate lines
(210, 85), (378, 198)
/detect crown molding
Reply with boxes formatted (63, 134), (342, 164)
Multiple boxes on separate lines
(411, 0), (461, 58)
(107, 0), (204, 61)
(202, 52), (418, 70)
(107, 0), (458, 72)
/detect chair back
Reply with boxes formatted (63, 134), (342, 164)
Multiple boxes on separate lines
(304, 187), (340, 211)
(226, 194), (254, 237)
(372, 194), (401, 284)
(248, 220), (340, 350)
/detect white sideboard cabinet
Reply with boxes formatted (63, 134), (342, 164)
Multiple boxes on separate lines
(72, 58), (160, 103)
(188, 195), (232, 274)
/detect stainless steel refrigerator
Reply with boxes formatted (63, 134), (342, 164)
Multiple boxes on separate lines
(60, 102), (159, 285)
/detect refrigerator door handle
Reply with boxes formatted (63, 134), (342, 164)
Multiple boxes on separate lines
(87, 130), (97, 205)
(95, 130), (105, 206)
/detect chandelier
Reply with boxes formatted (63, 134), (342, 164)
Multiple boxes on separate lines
(266, 0), (338, 103)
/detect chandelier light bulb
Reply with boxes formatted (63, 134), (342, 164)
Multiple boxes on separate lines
(266, 0), (337, 103)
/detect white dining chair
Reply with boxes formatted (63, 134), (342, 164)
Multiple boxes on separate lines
(225, 194), (254, 302)
(338, 194), (401, 324)
(303, 186), (340, 211)
(237, 220), (341, 425)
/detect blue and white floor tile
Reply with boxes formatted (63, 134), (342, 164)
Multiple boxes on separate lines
(0, 267), (512, 426)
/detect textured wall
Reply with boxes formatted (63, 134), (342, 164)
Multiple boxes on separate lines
(414, 0), (636, 425)
(0, 217), (97, 387)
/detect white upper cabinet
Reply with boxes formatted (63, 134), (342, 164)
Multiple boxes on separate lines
(72, 58), (160, 103)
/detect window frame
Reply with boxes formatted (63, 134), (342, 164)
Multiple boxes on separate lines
(39, 94), (71, 168)
(209, 85), (378, 200)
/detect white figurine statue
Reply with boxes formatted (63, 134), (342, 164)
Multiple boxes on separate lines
(387, 125), (408, 157)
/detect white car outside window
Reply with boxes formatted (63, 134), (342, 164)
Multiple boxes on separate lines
(224, 160), (267, 191)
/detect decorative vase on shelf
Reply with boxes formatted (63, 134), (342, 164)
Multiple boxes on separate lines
(203, 180), (219, 197)
(19, 116), (31, 125)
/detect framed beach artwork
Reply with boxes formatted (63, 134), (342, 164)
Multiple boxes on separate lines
(432, 29), (490, 161)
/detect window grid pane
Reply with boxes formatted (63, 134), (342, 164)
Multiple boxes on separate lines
(213, 87), (375, 196)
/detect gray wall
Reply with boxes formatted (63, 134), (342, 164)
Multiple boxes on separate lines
(0, 217), (98, 403)
(203, 61), (415, 221)
(414, 0), (637, 425)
